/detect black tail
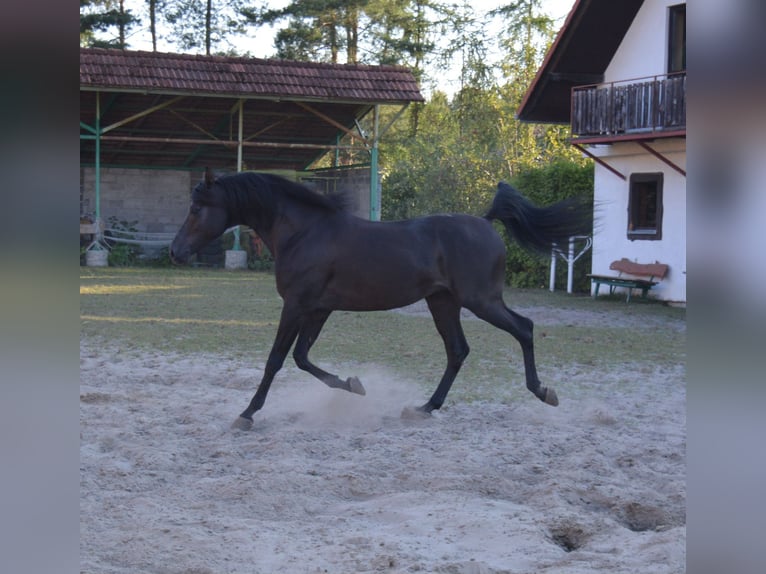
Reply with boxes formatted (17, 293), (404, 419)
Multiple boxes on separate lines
(484, 182), (592, 253)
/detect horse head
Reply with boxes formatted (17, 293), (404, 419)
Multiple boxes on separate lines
(170, 168), (230, 264)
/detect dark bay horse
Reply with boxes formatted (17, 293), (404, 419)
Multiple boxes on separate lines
(170, 170), (592, 430)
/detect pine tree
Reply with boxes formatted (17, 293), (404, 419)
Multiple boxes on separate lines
(80, 0), (140, 49)
(165, 0), (245, 55)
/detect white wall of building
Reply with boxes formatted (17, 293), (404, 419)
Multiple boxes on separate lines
(590, 139), (686, 303)
(586, 0), (686, 303)
(604, 0), (681, 83)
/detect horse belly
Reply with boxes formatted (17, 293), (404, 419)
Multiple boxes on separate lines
(324, 255), (440, 312)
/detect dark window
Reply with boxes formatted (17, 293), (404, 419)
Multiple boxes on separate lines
(668, 4), (686, 73)
(628, 173), (663, 240)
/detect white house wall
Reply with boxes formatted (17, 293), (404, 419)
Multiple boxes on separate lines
(604, 0), (681, 82)
(585, 0), (686, 303)
(590, 140), (686, 303)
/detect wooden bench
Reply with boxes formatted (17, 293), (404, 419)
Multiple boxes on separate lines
(587, 258), (669, 302)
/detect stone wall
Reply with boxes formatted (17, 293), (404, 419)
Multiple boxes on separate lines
(80, 167), (194, 233)
(81, 166), (374, 233)
(302, 166), (373, 219)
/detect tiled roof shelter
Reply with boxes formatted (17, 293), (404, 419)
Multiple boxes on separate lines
(80, 48), (424, 172)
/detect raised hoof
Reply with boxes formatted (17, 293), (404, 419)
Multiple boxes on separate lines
(543, 387), (559, 407)
(231, 416), (254, 431)
(347, 376), (366, 396)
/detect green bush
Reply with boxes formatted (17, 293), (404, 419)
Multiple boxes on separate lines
(107, 243), (137, 266)
(504, 161), (594, 292)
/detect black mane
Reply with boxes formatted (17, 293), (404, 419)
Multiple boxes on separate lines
(217, 172), (349, 215)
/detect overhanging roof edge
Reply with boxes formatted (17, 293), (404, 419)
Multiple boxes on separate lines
(80, 86), (415, 107)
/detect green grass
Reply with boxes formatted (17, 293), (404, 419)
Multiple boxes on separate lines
(80, 267), (686, 402)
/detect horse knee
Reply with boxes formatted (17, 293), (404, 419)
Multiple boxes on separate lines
(453, 342), (470, 366)
(265, 354), (287, 377)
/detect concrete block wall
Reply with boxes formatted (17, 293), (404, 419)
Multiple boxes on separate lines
(80, 166), (375, 240)
(81, 167), (194, 233)
(303, 166), (372, 219)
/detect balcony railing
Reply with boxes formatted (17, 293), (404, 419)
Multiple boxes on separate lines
(571, 72), (685, 139)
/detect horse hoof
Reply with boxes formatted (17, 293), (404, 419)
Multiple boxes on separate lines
(347, 376), (366, 396)
(543, 387), (559, 406)
(231, 416), (254, 431)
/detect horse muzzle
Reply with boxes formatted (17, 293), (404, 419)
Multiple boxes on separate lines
(169, 244), (189, 265)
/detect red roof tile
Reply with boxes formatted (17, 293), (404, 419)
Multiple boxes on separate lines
(80, 48), (424, 104)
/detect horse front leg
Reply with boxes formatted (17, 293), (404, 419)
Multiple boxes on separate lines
(417, 292), (470, 414)
(232, 306), (300, 430)
(292, 309), (366, 396)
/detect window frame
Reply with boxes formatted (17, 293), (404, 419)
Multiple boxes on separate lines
(628, 172), (664, 241)
(668, 4), (686, 73)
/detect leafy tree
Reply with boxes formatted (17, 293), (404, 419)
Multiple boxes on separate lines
(380, 89), (503, 220)
(80, 0), (140, 48)
(146, 0), (169, 51)
(165, 0), (245, 55)
(490, 0), (580, 176)
(503, 160), (594, 290)
(365, 0), (434, 69)
(492, 0), (554, 75)
(242, 0), (367, 63)
(242, 0), (442, 72)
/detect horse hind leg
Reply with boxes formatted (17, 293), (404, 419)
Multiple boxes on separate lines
(292, 310), (366, 396)
(418, 292), (470, 414)
(470, 300), (558, 407)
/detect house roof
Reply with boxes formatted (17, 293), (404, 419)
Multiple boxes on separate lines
(517, 0), (644, 124)
(80, 48), (424, 172)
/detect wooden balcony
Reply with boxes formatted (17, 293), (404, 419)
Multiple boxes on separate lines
(571, 72), (685, 141)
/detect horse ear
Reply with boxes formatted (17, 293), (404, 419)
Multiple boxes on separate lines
(204, 167), (214, 187)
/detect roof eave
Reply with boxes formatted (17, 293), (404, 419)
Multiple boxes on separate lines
(516, 0), (584, 122)
(79, 85), (418, 106)
(516, 0), (645, 124)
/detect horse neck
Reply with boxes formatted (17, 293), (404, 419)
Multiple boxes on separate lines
(223, 185), (278, 255)
(256, 199), (338, 260)
(223, 180), (337, 258)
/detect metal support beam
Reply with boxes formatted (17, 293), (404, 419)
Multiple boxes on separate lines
(637, 141), (686, 176)
(233, 99), (244, 250)
(100, 96), (185, 134)
(80, 121), (97, 135)
(95, 93), (101, 226)
(83, 91), (107, 252)
(97, 134), (364, 151)
(370, 105), (381, 221)
(168, 108), (222, 142)
(237, 99), (244, 172)
(571, 143), (626, 180)
(294, 101), (370, 146)
(378, 104), (410, 138)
